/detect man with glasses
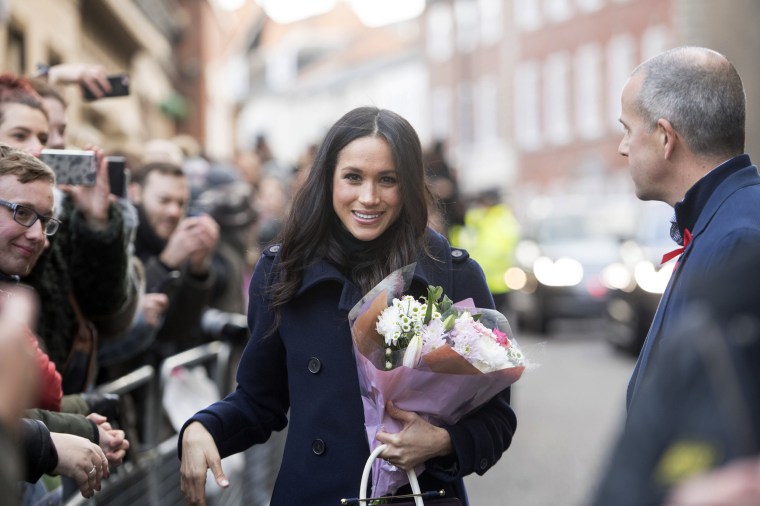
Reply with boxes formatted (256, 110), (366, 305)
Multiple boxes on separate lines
(0, 144), (121, 501)
(0, 145), (57, 280)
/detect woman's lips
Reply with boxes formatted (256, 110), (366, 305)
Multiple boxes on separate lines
(352, 210), (383, 223)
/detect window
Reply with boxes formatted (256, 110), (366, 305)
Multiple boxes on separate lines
(515, 60), (541, 150)
(431, 87), (452, 140)
(475, 75), (499, 142)
(427, 3), (453, 62)
(5, 25), (26, 74)
(514, 0), (542, 31)
(479, 0), (503, 45)
(455, 0), (479, 53)
(574, 43), (603, 139)
(544, 51), (571, 145)
(458, 81), (475, 145)
(544, 0), (573, 23)
(606, 33), (636, 129)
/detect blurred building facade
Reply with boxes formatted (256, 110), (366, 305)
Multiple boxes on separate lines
(1, 0), (758, 186)
(509, 0), (760, 220)
(0, 0), (250, 160)
(229, 0), (760, 203)
(234, 2), (428, 174)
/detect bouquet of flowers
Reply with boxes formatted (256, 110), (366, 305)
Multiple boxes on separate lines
(349, 264), (526, 498)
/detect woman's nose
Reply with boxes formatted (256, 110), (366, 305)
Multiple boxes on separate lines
(358, 184), (379, 205)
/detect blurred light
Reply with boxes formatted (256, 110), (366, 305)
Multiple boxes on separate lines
(634, 261), (672, 294)
(602, 262), (633, 291)
(504, 267), (528, 291)
(256, 0), (336, 24)
(607, 298), (635, 324)
(534, 256), (583, 287)
(348, 0), (426, 27)
(515, 240), (540, 267)
(618, 239), (643, 265)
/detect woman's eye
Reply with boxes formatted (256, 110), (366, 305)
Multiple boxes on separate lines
(380, 176), (397, 185)
(344, 173), (361, 182)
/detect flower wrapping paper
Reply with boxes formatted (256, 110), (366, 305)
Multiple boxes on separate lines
(348, 264), (526, 497)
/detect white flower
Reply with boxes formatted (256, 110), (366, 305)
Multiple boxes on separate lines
(403, 335), (422, 368)
(421, 318), (447, 354)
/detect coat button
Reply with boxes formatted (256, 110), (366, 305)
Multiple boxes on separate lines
(451, 249), (463, 258)
(308, 357), (322, 374)
(479, 458), (489, 471)
(312, 438), (326, 455)
(269, 245), (280, 253)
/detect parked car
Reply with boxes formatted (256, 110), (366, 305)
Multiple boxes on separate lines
(603, 202), (674, 355)
(507, 199), (636, 334)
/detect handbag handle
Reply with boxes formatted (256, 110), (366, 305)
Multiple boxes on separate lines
(359, 443), (424, 506)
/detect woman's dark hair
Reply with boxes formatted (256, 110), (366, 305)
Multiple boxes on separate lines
(269, 106), (433, 317)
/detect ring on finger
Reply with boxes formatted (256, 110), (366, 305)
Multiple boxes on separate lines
(88, 466), (97, 477)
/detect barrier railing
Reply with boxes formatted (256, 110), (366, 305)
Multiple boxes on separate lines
(63, 341), (281, 506)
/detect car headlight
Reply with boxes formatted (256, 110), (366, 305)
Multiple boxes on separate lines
(533, 256), (583, 287)
(634, 261), (672, 294)
(504, 267), (529, 291)
(602, 262), (634, 291)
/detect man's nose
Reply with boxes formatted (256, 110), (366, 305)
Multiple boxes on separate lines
(618, 137), (629, 157)
(25, 219), (47, 241)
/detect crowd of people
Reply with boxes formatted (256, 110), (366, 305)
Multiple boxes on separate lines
(1, 43), (760, 506)
(0, 63), (286, 505)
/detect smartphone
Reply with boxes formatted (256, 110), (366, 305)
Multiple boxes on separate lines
(106, 156), (130, 198)
(40, 149), (97, 186)
(82, 74), (130, 101)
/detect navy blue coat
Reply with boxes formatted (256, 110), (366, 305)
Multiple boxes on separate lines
(627, 155), (760, 409)
(181, 230), (516, 505)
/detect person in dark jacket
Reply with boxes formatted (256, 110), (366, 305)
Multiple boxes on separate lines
(179, 107), (517, 505)
(0, 72), (132, 394)
(128, 161), (220, 364)
(591, 46), (760, 505)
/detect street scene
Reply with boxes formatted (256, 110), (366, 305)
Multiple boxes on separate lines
(2, 1), (760, 505)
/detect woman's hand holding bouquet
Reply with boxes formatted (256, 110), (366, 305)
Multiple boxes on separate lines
(349, 264), (526, 497)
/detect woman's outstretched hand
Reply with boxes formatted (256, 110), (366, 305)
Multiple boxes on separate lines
(375, 400), (453, 471)
(180, 422), (229, 506)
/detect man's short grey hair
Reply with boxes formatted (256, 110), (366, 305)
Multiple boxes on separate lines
(632, 46), (745, 159)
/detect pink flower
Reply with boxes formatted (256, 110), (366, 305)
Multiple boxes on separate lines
(493, 328), (511, 348)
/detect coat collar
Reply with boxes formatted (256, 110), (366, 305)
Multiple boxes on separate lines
(677, 155), (759, 240)
(295, 240), (444, 312)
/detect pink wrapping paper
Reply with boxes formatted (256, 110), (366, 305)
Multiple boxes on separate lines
(348, 264), (525, 497)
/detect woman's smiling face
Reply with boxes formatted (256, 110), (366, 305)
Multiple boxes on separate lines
(332, 135), (402, 242)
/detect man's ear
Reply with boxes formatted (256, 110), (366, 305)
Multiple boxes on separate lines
(657, 118), (678, 160)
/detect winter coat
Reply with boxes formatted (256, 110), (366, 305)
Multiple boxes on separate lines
(628, 155), (760, 408)
(180, 229), (516, 505)
(23, 199), (131, 393)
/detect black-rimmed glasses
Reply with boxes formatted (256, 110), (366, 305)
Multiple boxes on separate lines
(0, 199), (60, 236)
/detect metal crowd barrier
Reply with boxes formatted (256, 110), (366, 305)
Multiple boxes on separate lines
(64, 341), (284, 506)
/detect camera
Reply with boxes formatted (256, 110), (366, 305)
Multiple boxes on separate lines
(82, 74), (130, 101)
(200, 308), (249, 343)
(40, 149), (97, 186)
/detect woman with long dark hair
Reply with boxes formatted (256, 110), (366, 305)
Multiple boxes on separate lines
(179, 107), (516, 505)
